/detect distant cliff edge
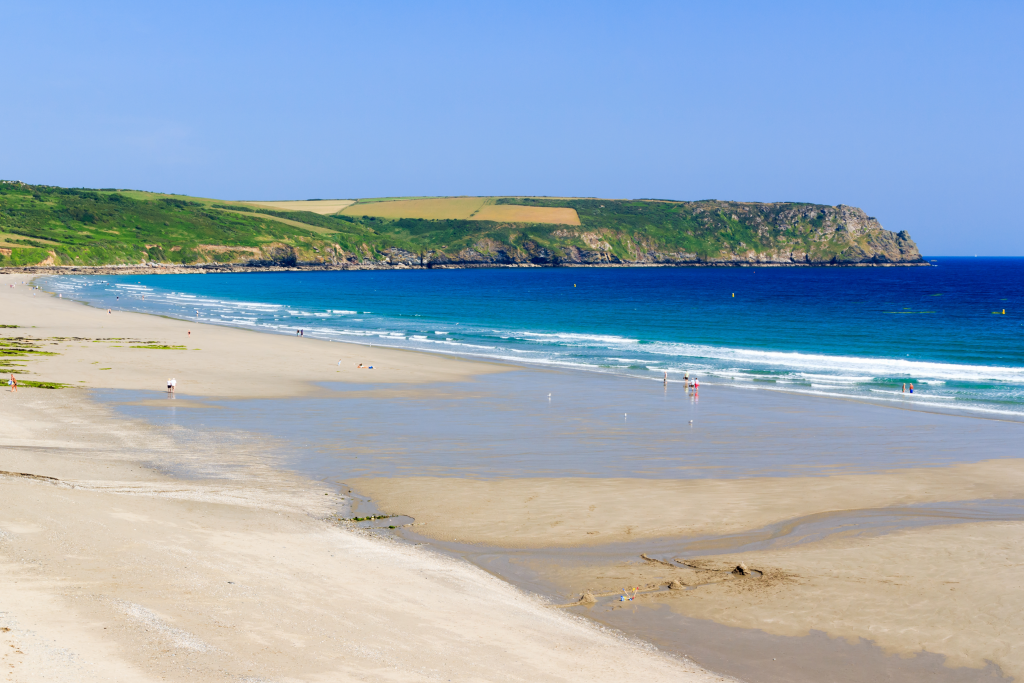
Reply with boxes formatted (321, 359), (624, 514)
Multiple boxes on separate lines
(0, 184), (924, 270)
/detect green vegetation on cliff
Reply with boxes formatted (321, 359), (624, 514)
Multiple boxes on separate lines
(0, 182), (924, 268)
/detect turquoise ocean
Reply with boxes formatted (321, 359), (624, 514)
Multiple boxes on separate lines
(42, 257), (1024, 418)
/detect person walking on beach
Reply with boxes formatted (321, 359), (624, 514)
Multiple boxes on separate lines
(167, 378), (173, 394)
(9, 374), (17, 392)
(171, 378), (177, 394)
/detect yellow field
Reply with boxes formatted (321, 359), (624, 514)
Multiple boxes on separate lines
(342, 197), (489, 220)
(81, 191), (581, 225)
(472, 204), (580, 225)
(245, 200), (356, 214)
(341, 197), (580, 225)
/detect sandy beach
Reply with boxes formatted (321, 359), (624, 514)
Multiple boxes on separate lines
(4, 272), (1024, 682)
(0, 274), (727, 683)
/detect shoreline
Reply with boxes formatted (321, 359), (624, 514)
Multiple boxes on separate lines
(36, 268), (1022, 424)
(0, 274), (728, 683)
(1, 258), (929, 277)
(5, 272), (1024, 681)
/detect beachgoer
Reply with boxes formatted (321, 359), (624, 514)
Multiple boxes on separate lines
(902, 383), (906, 393)
(167, 378), (173, 393)
(171, 378), (177, 394)
(296, 329), (300, 336)
(107, 309), (111, 314)
(909, 383), (914, 394)
(694, 378), (700, 391)
(664, 371), (668, 386)
(188, 330), (191, 337)
(9, 374), (17, 392)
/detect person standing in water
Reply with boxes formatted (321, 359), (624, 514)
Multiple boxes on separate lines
(902, 383), (906, 393)
(909, 383), (914, 394)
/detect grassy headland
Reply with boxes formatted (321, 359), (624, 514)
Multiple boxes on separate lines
(0, 181), (925, 269)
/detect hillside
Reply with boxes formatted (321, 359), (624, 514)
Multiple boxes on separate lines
(0, 182), (925, 270)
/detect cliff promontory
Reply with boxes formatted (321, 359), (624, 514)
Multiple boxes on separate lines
(0, 183), (924, 270)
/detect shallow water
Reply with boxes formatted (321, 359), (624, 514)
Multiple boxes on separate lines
(98, 368), (1024, 482)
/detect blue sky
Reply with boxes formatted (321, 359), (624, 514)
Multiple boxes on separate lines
(2, 1), (1021, 255)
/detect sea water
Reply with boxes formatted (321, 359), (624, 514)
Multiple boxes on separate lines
(41, 257), (1024, 417)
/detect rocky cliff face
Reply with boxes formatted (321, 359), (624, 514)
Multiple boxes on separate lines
(305, 200), (926, 268)
(0, 186), (925, 271)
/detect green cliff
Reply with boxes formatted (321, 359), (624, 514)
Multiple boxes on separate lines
(0, 182), (924, 270)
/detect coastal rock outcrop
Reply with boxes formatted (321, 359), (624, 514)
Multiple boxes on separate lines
(0, 183), (926, 270)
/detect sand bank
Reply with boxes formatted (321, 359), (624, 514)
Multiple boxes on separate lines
(0, 276), (724, 682)
(351, 459), (1024, 547)
(523, 521), (1024, 681)
(1, 274), (501, 398)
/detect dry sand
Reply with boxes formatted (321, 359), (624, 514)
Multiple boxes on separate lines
(1, 276), (501, 398)
(0, 275), (726, 683)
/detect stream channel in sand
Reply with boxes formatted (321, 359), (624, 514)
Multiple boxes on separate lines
(97, 368), (1024, 682)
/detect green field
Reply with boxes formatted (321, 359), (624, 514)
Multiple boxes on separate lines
(0, 182), (923, 267)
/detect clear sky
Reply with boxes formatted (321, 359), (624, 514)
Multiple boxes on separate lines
(2, 1), (1021, 255)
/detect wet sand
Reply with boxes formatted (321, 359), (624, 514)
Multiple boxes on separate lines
(351, 461), (1024, 547)
(105, 374), (1024, 680)
(404, 503), (1024, 682)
